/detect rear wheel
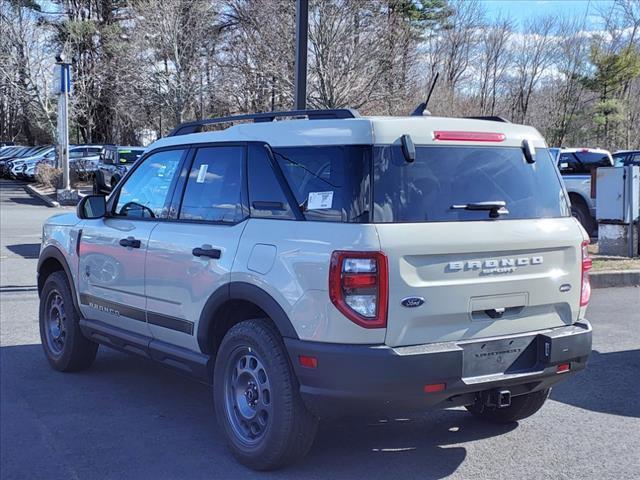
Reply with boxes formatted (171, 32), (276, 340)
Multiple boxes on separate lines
(213, 319), (318, 470)
(570, 198), (594, 234)
(39, 271), (98, 372)
(466, 388), (550, 424)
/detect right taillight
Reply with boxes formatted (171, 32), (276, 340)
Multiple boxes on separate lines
(329, 251), (388, 329)
(580, 240), (592, 307)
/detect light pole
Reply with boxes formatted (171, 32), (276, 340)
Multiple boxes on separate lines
(55, 53), (71, 192)
(294, 0), (308, 110)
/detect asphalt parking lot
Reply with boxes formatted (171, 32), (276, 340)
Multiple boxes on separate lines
(1, 178), (639, 479)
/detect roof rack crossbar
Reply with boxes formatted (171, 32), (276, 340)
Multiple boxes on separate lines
(464, 116), (511, 123)
(168, 109), (360, 137)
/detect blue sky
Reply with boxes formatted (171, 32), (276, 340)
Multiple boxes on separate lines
(481, 0), (615, 30)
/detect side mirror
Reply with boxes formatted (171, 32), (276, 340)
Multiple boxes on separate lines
(77, 195), (106, 219)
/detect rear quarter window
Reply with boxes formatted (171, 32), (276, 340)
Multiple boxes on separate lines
(273, 146), (370, 223)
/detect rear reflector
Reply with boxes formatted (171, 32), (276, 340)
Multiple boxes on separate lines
(433, 131), (506, 142)
(580, 240), (592, 307)
(556, 363), (571, 373)
(423, 383), (446, 393)
(299, 355), (318, 369)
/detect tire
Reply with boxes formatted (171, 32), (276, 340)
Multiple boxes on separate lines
(213, 319), (318, 470)
(39, 271), (98, 372)
(570, 200), (593, 234)
(466, 388), (551, 424)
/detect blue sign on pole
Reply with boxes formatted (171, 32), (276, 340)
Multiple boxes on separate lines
(57, 64), (71, 93)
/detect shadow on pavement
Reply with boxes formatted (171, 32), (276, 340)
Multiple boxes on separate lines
(0, 344), (518, 479)
(5, 243), (41, 259)
(551, 349), (640, 418)
(4, 344), (636, 478)
(7, 195), (44, 206)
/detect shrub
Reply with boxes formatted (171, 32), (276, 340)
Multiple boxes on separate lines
(35, 163), (61, 189)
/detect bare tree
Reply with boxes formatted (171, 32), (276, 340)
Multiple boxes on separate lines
(477, 16), (513, 116)
(307, 0), (384, 109)
(508, 15), (558, 124)
(0, 1), (56, 143)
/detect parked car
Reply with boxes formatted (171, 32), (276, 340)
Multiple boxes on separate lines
(6, 146), (53, 179)
(38, 109), (592, 470)
(35, 145), (105, 180)
(549, 147), (613, 233)
(16, 147), (57, 181)
(0, 146), (37, 174)
(613, 150), (640, 167)
(93, 145), (145, 193)
(0, 146), (27, 176)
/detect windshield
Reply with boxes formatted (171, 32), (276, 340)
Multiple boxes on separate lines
(373, 146), (570, 223)
(117, 149), (144, 164)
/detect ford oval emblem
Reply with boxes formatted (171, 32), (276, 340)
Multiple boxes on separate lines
(401, 296), (425, 308)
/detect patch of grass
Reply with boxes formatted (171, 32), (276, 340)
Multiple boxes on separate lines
(592, 256), (640, 271)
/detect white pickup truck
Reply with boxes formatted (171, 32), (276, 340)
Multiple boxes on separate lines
(549, 147), (613, 234)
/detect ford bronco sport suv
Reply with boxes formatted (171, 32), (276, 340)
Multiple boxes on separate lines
(37, 109), (592, 470)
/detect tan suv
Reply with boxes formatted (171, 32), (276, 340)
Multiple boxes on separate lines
(37, 109), (592, 470)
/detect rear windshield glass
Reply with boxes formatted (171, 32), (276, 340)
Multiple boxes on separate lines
(273, 146), (370, 222)
(118, 149), (144, 164)
(373, 146), (570, 223)
(558, 151), (612, 174)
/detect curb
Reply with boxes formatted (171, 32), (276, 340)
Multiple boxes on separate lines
(590, 270), (640, 289)
(24, 184), (60, 208)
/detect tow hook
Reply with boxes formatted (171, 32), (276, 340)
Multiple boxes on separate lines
(482, 389), (512, 408)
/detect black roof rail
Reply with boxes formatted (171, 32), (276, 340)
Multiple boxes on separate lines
(464, 116), (511, 123)
(168, 109), (360, 137)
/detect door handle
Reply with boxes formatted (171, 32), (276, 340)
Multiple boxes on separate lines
(119, 236), (141, 248)
(192, 246), (221, 259)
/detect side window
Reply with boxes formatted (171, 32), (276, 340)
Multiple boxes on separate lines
(613, 153), (626, 166)
(115, 149), (184, 219)
(86, 147), (102, 157)
(69, 148), (85, 159)
(179, 146), (245, 223)
(631, 153), (640, 164)
(248, 145), (295, 219)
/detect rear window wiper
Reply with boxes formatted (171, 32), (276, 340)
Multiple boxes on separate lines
(451, 201), (509, 218)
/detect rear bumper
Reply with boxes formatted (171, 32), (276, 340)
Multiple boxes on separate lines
(285, 321), (592, 418)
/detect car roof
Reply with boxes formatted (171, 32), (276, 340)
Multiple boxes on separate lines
(149, 116), (547, 151)
(614, 150), (640, 154)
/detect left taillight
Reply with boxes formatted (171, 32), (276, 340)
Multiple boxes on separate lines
(329, 251), (388, 329)
(580, 240), (592, 307)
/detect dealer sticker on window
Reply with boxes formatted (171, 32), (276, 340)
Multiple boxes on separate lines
(307, 191), (333, 210)
(196, 164), (208, 183)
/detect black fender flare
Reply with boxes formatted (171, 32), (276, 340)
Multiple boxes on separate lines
(197, 281), (299, 353)
(37, 245), (81, 312)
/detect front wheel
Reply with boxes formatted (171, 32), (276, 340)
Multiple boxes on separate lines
(213, 319), (318, 470)
(466, 388), (551, 424)
(39, 271), (98, 371)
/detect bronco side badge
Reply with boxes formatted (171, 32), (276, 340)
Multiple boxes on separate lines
(401, 297), (425, 308)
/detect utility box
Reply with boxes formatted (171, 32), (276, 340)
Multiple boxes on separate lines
(596, 166), (639, 257)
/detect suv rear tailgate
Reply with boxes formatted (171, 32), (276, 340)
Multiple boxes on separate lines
(376, 218), (584, 347)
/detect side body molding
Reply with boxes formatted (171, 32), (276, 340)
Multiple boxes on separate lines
(197, 282), (299, 353)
